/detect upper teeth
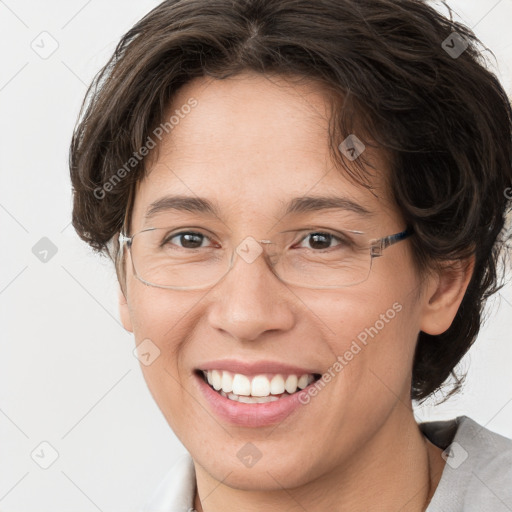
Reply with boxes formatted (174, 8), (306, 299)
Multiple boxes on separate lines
(204, 370), (314, 397)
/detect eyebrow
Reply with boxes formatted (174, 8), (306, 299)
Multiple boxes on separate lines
(144, 194), (373, 221)
(145, 196), (219, 220)
(283, 195), (373, 217)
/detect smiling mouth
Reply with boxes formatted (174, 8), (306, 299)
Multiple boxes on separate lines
(196, 369), (322, 404)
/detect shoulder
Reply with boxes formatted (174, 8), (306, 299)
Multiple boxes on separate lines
(456, 415), (512, 492)
(140, 452), (196, 512)
(422, 415), (512, 511)
(445, 416), (512, 475)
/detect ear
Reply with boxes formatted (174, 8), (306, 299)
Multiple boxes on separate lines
(420, 256), (475, 335)
(118, 285), (133, 332)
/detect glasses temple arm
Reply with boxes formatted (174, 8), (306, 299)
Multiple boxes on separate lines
(370, 227), (413, 257)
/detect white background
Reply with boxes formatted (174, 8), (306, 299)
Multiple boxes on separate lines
(1, 1), (511, 511)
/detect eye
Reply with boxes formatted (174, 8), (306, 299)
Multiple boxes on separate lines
(295, 231), (347, 251)
(164, 231), (216, 250)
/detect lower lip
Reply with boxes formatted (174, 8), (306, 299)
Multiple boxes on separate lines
(194, 373), (314, 427)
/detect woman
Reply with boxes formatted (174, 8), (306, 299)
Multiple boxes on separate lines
(69, 0), (512, 510)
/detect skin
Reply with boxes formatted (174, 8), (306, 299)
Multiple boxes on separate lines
(119, 71), (473, 511)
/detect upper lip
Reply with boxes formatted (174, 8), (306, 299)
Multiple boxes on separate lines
(197, 359), (320, 376)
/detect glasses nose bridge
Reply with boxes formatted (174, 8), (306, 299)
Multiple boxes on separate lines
(257, 239), (279, 264)
(223, 236), (282, 280)
(230, 236), (280, 265)
(198, 236), (281, 292)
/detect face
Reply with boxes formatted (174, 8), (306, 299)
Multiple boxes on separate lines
(119, 72), (440, 490)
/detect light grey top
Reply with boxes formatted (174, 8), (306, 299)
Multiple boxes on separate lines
(422, 415), (512, 511)
(141, 415), (512, 512)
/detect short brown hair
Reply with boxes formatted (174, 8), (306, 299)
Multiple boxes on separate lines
(69, 0), (512, 402)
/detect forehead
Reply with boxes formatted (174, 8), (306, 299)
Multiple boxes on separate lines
(131, 72), (397, 229)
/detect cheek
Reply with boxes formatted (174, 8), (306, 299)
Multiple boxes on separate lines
(125, 279), (203, 430)
(301, 270), (422, 406)
(126, 276), (201, 350)
(288, 285), (421, 469)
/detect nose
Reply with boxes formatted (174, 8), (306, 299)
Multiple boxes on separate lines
(205, 238), (295, 342)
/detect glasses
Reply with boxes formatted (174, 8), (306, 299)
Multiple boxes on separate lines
(118, 224), (413, 290)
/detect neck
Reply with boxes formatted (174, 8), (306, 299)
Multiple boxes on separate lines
(193, 405), (446, 512)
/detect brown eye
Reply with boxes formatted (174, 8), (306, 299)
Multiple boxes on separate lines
(296, 232), (344, 251)
(164, 231), (212, 249)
